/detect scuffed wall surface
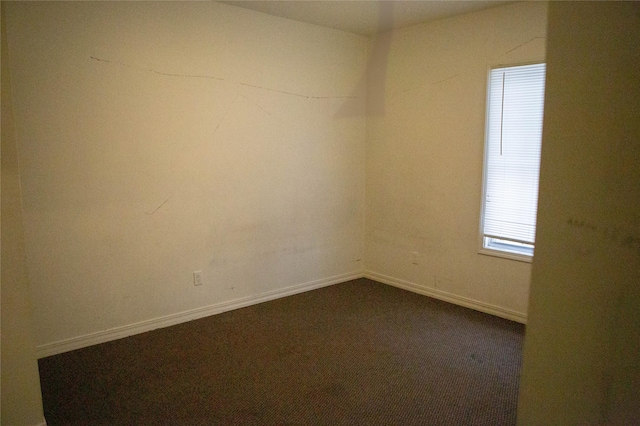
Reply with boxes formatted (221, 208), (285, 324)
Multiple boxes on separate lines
(365, 2), (548, 317)
(5, 2), (366, 349)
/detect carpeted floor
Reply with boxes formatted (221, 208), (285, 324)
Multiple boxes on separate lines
(38, 278), (525, 425)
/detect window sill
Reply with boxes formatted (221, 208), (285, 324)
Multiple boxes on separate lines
(478, 248), (533, 263)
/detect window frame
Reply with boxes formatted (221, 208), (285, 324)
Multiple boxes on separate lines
(478, 61), (546, 263)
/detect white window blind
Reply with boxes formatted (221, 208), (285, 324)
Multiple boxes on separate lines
(482, 63), (546, 252)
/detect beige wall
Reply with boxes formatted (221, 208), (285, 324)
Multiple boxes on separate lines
(1, 3), (46, 424)
(6, 1), (551, 361)
(365, 2), (548, 320)
(5, 1), (366, 354)
(7, 1), (639, 422)
(518, 2), (640, 424)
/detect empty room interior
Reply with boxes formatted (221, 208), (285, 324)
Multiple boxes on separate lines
(2, 1), (638, 425)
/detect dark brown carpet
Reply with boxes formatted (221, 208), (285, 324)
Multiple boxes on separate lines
(38, 278), (525, 425)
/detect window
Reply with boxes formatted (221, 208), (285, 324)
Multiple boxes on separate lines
(480, 63), (546, 261)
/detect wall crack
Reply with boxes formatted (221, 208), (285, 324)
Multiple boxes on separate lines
(145, 193), (174, 216)
(431, 74), (460, 86)
(90, 55), (356, 100)
(91, 56), (225, 82)
(503, 37), (545, 55)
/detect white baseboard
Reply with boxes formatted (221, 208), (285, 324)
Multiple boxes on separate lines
(36, 271), (363, 358)
(37, 270), (525, 358)
(364, 270), (527, 324)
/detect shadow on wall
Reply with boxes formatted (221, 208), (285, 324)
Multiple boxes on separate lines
(337, 1), (393, 118)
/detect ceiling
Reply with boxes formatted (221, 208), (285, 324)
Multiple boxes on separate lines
(218, 1), (514, 36)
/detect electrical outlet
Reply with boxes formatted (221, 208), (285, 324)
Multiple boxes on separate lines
(412, 252), (419, 265)
(193, 270), (204, 286)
